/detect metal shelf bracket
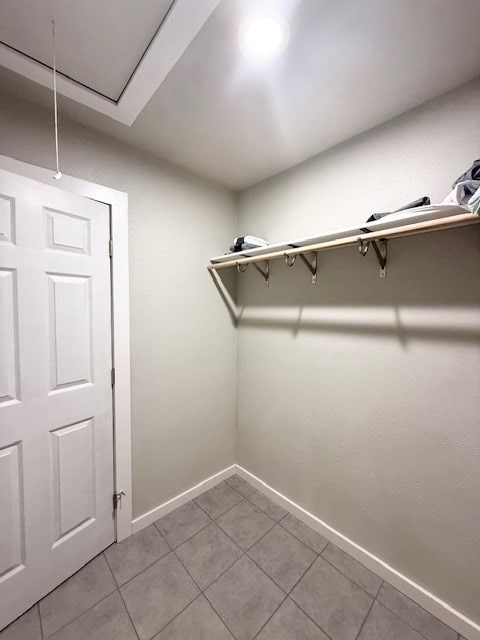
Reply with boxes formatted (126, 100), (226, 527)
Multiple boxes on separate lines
(358, 238), (387, 278)
(299, 252), (318, 283)
(284, 251), (317, 283)
(253, 260), (270, 286)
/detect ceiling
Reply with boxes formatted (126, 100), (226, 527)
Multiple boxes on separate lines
(1, 0), (480, 190)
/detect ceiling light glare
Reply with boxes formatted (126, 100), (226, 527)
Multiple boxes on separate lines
(239, 15), (289, 61)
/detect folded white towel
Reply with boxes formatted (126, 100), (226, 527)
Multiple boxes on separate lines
(234, 235), (268, 247)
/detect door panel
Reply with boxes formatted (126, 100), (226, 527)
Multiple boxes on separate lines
(0, 443), (23, 578)
(0, 168), (114, 630)
(0, 193), (15, 244)
(51, 418), (96, 543)
(0, 269), (19, 404)
(47, 273), (93, 390)
(45, 207), (91, 255)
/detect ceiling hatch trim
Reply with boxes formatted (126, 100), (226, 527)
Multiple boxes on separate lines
(0, 0), (222, 126)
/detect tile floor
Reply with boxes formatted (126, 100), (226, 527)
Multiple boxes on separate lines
(0, 475), (465, 640)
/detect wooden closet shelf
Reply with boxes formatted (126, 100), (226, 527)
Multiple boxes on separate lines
(208, 212), (480, 275)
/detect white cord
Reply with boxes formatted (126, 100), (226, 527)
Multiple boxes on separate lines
(52, 20), (62, 180)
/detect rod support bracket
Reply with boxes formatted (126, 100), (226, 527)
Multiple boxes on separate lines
(284, 253), (296, 267)
(358, 237), (369, 256)
(299, 252), (318, 284)
(253, 260), (269, 286)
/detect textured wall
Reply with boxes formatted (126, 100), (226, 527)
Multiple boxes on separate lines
(0, 89), (237, 520)
(236, 79), (480, 623)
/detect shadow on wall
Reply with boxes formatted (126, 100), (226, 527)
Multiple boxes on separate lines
(214, 226), (480, 346)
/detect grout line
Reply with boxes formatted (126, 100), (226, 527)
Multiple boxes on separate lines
(143, 593), (205, 640)
(245, 489), (288, 521)
(105, 542), (171, 589)
(154, 517), (213, 552)
(203, 593), (239, 640)
(203, 589), (238, 639)
(37, 604), (45, 640)
(250, 547), (323, 640)
(115, 550), (176, 591)
(225, 477), (256, 498)
(288, 595), (335, 640)
(376, 582), (459, 637)
(278, 515), (329, 555)
(288, 552), (319, 595)
(249, 542), (323, 639)
(172, 527), (238, 593)
(252, 594), (289, 640)
(374, 579), (384, 599)
(195, 493), (246, 522)
(214, 507), (277, 555)
(353, 594), (376, 640)
(39, 552), (118, 638)
(374, 596), (447, 640)
(102, 547), (122, 588)
(201, 549), (247, 590)
(318, 550), (381, 600)
(117, 587), (141, 640)
(168, 534), (245, 639)
(41, 588), (117, 639)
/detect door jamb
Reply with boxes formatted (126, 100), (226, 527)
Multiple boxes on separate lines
(0, 154), (133, 541)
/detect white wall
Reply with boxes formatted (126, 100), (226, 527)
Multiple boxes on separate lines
(0, 89), (237, 520)
(236, 79), (480, 623)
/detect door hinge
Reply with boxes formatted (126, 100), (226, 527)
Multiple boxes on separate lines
(109, 238), (113, 258)
(113, 490), (125, 510)
(111, 367), (116, 388)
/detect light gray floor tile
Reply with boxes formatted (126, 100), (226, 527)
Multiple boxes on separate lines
(155, 500), (211, 548)
(40, 554), (116, 638)
(248, 525), (316, 592)
(357, 600), (425, 640)
(291, 556), (373, 640)
(195, 482), (243, 519)
(175, 522), (242, 588)
(0, 605), (41, 640)
(205, 556), (284, 640)
(48, 591), (137, 640)
(217, 500), (276, 551)
(256, 598), (330, 640)
(280, 513), (328, 554)
(248, 491), (288, 521)
(153, 595), (234, 640)
(120, 552), (199, 640)
(321, 543), (382, 596)
(226, 475), (256, 497)
(377, 583), (457, 640)
(105, 525), (170, 585)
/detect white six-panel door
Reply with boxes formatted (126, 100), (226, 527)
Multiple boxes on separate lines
(0, 169), (115, 629)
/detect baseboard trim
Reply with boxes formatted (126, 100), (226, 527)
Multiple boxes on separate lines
(235, 464), (480, 640)
(132, 465), (236, 534)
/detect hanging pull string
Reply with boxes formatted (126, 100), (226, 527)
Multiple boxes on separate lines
(52, 20), (62, 180)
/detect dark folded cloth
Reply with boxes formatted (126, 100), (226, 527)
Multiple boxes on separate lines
(365, 197), (431, 224)
(453, 158), (480, 187)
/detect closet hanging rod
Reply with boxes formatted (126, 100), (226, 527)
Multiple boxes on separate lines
(208, 212), (479, 271)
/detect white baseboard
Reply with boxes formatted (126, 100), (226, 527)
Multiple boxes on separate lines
(235, 465), (480, 640)
(132, 465), (236, 534)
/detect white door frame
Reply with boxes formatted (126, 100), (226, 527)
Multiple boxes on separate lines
(0, 153), (133, 542)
